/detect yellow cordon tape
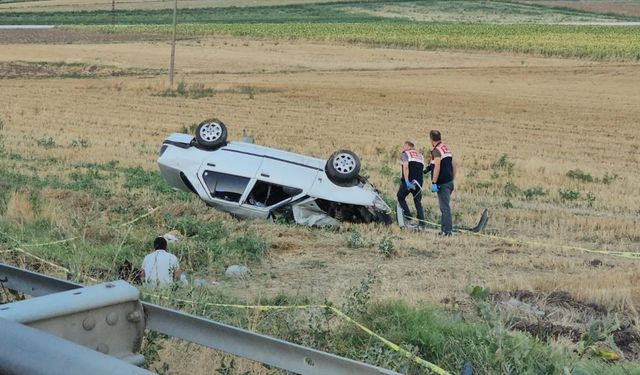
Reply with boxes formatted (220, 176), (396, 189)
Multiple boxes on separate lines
(0, 235), (451, 375)
(23, 237), (79, 247)
(119, 207), (161, 227)
(327, 306), (450, 375)
(146, 293), (451, 375)
(11, 247), (71, 273)
(405, 216), (640, 260)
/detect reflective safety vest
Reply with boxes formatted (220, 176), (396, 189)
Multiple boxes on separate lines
(402, 149), (425, 183)
(430, 142), (454, 185)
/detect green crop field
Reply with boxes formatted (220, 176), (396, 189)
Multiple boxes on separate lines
(0, 0), (636, 24)
(85, 23), (640, 61)
(2, 1), (638, 61)
(0, 3), (387, 25)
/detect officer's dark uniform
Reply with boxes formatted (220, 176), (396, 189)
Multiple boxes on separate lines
(429, 142), (454, 234)
(397, 148), (425, 226)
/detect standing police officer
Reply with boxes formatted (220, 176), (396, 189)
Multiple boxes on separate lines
(428, 130), (456, 236)
(397, 141), (425, 228)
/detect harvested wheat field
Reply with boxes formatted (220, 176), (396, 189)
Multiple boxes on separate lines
(1, 27), (640, 374)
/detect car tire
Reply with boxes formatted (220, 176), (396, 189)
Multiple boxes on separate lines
(378, 212), (393, 226)
(195, 119), (228, 150)
(326, 150), (361, 184)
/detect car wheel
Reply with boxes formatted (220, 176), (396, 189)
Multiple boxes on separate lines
(378, 211), (393, 225)
(195, 119), (228, 150)
(326, 150), (361, 183)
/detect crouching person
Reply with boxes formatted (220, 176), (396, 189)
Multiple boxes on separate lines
(141, 236), (186, 287)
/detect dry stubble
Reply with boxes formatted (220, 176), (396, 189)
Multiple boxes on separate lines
(1, 36), (640, 373)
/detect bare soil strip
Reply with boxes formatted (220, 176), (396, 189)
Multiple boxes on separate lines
(0, 28), (164, 44)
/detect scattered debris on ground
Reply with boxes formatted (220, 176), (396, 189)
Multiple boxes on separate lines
(225, 265), (250, 279)
(492, 290), (640, 360)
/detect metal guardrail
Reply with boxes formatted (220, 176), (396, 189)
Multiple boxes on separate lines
(0, 317), (154, 375)
(0, 263), (400, 375)
(1, 280), (146, 365)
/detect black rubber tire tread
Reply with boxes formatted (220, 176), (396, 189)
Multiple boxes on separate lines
(194, 118), (228, 150)
(325, 149), (361, 184)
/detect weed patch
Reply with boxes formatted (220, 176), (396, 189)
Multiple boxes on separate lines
(70, 137), (91, 149)
(155, 81), (216, 99)
(559, 188), (580, 201)
(523, 186), (547, 200)
(346, 226), (365, 249)
(35, 137), (57, 149)
(503, 181), (520, 197)
(602, 172), (619, 185)
(225, 232), (268, 263)
(154, 81), (279, 100)
(123, 166), (176, 195)
(492, 154), (514, 176)
(377, 236), (395, 258)
(0, 61), (162, 79)
(567, 169), (594, 183)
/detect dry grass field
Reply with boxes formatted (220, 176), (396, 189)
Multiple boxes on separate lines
(1, 29), (640, 373)
(2, 32), (639, 304)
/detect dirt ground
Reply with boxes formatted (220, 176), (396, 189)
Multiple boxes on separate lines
(520, 1), (640, 18)
(1, 30), (640, 372)
(0, 28), (166, 44)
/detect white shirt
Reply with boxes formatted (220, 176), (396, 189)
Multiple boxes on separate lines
(142, 249), (179, 287)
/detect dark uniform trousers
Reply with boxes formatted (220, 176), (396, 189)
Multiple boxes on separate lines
(397, 183), (425, 225)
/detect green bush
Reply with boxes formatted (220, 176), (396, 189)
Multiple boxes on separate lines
(523, 186), (547, 200)
(503, 181), (520, 197)
(492, 154), (514, 175)
(342, 269), (378, 317)
(70, 137), (91, 148)
(35, 137), (57, 149)
(559, 188), (580, 201)
(346, 227), (365, 249)
(155, 81), (216, 99)
(567, 169), (594, 183)
(377, 236), (395, 258)
(602, 173), (619, 185)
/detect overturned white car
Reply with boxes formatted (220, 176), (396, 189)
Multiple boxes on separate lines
(158, 119), (392, 226)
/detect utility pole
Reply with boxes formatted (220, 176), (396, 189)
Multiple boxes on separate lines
(111, 0), (115, 25)
(168, 0), (178, 88)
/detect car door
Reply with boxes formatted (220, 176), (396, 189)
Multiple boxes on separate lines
(257, 157), (319, 191)
(196, 150), (263, 216)
(239, 157), (318, 218)
(241, 180), (304, 219)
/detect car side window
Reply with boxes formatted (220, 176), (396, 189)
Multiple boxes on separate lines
(202, 171), (250, 202)
(246, 181), (302, 207)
